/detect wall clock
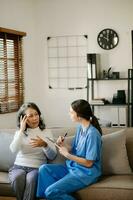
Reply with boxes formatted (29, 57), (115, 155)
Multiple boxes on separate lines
(97, 28), (119, 50)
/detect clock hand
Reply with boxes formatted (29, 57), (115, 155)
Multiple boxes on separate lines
(103, 36), (109, 41)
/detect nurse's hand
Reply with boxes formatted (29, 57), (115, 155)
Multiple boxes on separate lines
(56, 136), (65, 147)
(58, 146), (69, 158)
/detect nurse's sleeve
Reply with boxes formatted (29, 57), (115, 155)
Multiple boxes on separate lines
(85, 133), (101, 161)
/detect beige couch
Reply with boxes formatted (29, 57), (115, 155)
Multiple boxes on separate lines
(0, 127), (133, 200)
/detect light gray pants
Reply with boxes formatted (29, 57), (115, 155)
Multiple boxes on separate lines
(9, 165), (38, 200)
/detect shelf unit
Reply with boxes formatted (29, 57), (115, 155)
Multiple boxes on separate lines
(87, 69), (133, 127)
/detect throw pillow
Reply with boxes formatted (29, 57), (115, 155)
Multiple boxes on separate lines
(102, 129), (132, 175)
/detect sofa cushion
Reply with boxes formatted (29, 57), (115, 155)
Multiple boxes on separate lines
(102, 130), (132, 175)
(0, 172), (15, 196)
(0, 131), (16, 171)
(75, 175), (133, 200)
(0, 172), (10, 184)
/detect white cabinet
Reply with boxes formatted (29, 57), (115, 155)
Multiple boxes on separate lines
(111, 106), (127, 127)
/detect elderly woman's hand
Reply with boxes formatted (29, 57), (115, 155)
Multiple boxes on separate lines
(20, 115), (28, 133)
(29, 136), (48, 148)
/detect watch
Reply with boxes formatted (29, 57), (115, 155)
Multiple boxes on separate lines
(97, 28), (119, 50)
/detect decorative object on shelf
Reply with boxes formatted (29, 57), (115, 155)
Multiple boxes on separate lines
(112, 72), (120, 79)
(102, 67), (112, 79)
(112, 90), (126, 104)
(87, 53), (100, 79)
(97, 28), (119, 50)
(102, 68), (120, 79)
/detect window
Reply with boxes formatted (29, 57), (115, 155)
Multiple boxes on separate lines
(0, 27), (26, 113)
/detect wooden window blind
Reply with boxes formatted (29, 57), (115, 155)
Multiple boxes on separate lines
(0, 27), (26, 113)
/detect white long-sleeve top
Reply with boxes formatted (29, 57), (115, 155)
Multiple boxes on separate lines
(10, 127), (57, 168)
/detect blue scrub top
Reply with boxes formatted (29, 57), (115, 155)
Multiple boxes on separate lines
(66, 124), (102, 185)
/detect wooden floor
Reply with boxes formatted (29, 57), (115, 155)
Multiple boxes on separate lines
(0, 197), (16, 200)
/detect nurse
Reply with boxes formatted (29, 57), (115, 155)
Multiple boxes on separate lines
(36, 99), (102, 200)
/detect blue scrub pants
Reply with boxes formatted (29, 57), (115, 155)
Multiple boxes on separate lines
(36, 164), (86, 200)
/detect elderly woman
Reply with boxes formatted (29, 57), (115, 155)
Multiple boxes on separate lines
(9, 102), (57, 200)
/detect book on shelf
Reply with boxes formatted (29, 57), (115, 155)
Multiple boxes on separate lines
(90, 98), (105, 105)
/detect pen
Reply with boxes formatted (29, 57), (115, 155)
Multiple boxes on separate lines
(64, 132), (68, 138)
(61, 132), (67, 142)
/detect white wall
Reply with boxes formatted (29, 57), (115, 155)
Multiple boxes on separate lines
(0, 0), (133, 128)
(0, 0), (36, 128)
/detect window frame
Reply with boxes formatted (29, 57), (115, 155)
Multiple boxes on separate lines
(0, 27), (26, 113)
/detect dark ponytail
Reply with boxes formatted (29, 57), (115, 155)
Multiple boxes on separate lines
(71, 99), (102, 135)
(91, 115), (102, 135)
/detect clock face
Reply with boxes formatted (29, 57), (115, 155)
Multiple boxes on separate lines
(97, 29), (119, 50)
